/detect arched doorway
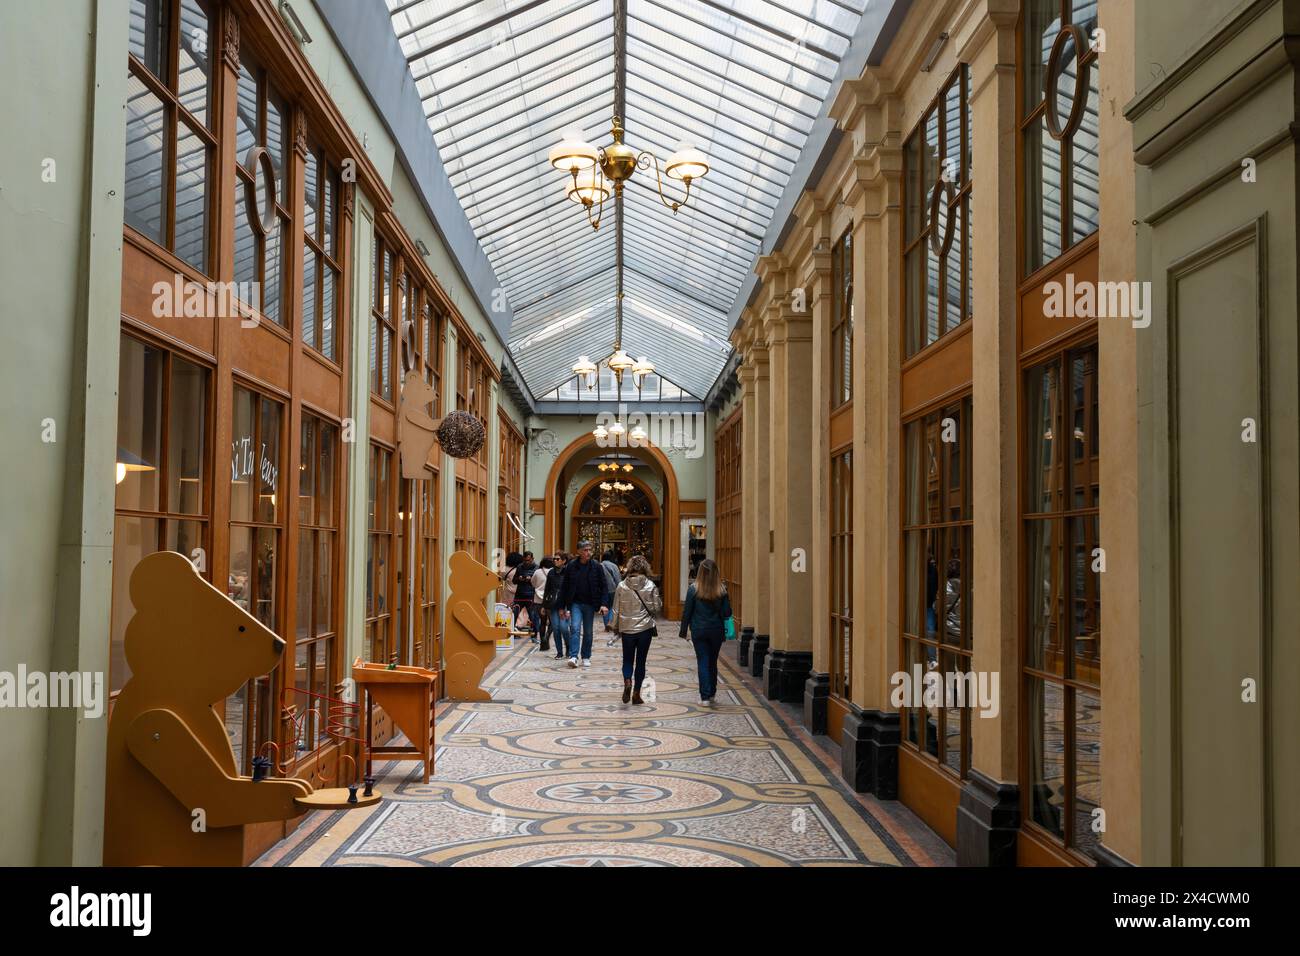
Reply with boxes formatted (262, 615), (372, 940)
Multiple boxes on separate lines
(543, 434), (682, 618)
(570, 474), (661, 567)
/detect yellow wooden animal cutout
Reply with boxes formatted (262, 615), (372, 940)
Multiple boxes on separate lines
(444, 550), (509, 700)
(105, 551), (374, 867)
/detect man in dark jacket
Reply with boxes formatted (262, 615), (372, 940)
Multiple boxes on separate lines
(559, 540), (611, 668)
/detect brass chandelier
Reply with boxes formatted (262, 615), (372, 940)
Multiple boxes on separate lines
(562, 0), (711, 407)
(550, 116), (709, 231)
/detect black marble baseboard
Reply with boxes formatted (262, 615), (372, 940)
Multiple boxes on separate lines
(765, 649), (812, 704)
(750, 633), (769, 678)
(738, 626), (754, 667)
(841, 706), (899, 799)
(956, 769), (1019, 867)
(803, 671), (829, 736)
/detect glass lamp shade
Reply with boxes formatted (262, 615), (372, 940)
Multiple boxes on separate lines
(666, 144), (709, 181)
(592, 424), (609, 441)
(565, 168), (609, 206)
(572, 355), (598, 390)
(607, 348), (634, 374)
(622, 463), (633, 472)
(631, 356), (654, 387)
(549, 137), (598, 173)
(599, 482), (613, 491)
(629, 425), (648, 445)
(608, 420), (626, 436)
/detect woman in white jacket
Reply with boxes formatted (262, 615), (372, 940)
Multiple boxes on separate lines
(608, 555), (662, 705)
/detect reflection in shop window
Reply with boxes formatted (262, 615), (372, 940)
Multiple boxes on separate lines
(1022, 343), (1102, 856)
(111, 334), (211, 694)
(900, 397), (974, 777)
(226, 385), (283, 772)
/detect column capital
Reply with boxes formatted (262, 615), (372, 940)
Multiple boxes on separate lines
(961, 0), (1022, 101)
(755, 252), (790, 292)
(792, 190), (828, 237)
(846, 142), (903, 218)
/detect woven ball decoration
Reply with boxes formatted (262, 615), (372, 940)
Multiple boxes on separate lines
(436, 410), (486, 459)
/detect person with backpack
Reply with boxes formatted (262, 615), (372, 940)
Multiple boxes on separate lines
(600, 550), (622, 632)
(609, 555), (662, 705)
(533, 556), (554, 650)
(510, 551), (539, 642)
(678, 559), (733, 707)
(542, 551), (570, 660)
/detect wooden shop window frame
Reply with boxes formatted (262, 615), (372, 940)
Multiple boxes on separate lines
(365, 441), (398, 664)
(829, 442), (854, 714)
(897, 393), (975, 789)
(110, 330), (216, 698)
(124, 0), (219, 277)
(226, 380), (287, 774)
(498, 411), (525, 554)
(300, 140), (343, 363)
(231, 47), (293, 330)
(714, 406), (743, 625)
(369, 232), (398, 404)
(1017, 0), (1102, 278)
(1014, 0), (1104, 867)
(292, 410), (341, 755)
(830, 225), (855, 408)
(1016, 333), (1102, 865)
(901, 63), (973, 364)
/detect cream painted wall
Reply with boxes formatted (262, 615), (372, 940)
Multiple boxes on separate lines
(525, 412), (709, 505)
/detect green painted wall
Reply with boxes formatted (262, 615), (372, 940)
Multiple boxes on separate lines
(0, 0), (129, 865)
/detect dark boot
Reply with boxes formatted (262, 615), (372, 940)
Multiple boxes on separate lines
(632, 687), (643, 706)
(622, 679), (632, 703)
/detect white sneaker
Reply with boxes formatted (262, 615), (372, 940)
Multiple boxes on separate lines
(568, 657), (578, 668)
(581, 658), (592, 668)
(700, 695), (710, 706)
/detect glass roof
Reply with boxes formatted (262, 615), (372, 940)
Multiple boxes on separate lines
(386, 0), (869, 400)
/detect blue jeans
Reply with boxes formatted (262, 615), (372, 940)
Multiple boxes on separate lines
(691, 629), (725, 699)
(549, 608), (570, 653)
(621, 629), (654, 688)
(568, 603), (597, 660)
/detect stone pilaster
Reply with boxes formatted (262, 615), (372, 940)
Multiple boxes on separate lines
(798, 191), (834, 729)
(964, 0), (1022, 805)
(833, 68), (903, 794)
(758, 255), (815, 704)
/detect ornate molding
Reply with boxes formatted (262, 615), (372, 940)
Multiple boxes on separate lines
(222, 11), (240, 72)
(294, 110), (310, 159)
(342, 181), (355, 219)
(531, 429), (560, 461)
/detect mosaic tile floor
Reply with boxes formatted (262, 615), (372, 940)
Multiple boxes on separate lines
(258, 629), (948, 867)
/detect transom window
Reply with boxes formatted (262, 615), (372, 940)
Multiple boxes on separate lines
(125, 0), (216, 273)
(302, 143), (341, 360)
(371, 235), (396, 400)
(903, 65), (972, 358)
(831, 227), (854, 406)
(1021, 0), (1100, 275)
(232, 51), (291, 325)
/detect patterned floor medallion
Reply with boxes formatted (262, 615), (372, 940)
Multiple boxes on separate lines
(258, 625), (943, 867)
